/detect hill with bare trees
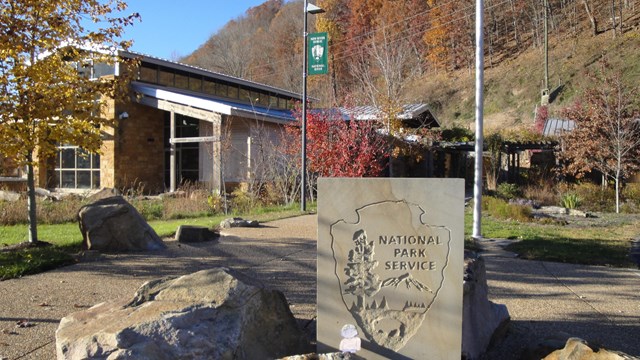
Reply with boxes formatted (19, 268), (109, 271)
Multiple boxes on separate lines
(182, 0), (640, 130)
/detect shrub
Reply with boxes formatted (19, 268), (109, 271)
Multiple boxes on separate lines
(619, 201), (639, 214)
(523, 183), (559, 206)
(572, 183), (615, 212)
(482, 196), (532, 222)
(560, 192), (581, 209)
(0, 196), (87, 225)
(623, 183), (640, 203)
(163, 191), (212, 220)
(207, 190), (226, 214)
(230, 187), (256, 214)
(496, 183), (521, 200)
(130, 198), (164, 220)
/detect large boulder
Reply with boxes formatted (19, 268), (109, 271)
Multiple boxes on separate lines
(77, 196), (165, 252)
(462, 252), (510, 359)
(56, 268), (309, 360)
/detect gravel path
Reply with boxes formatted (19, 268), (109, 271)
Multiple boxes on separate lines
(2, 214), (639, 359)
(0, 215), (317, 360)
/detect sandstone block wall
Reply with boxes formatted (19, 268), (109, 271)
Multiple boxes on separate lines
(107, 101), (165, 193)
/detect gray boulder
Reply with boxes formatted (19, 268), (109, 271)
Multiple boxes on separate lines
(86, 188), (122, 202)
(462, 253), (510, 359)
(56, 268), (309, 360)
(77, 196), (165, 252)
(0, 190), (20, 202)
(175, 225), (218, 243)
(220, 217), (259, 229)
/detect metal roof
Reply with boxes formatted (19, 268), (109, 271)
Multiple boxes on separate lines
(543, 118), (575, 137)
(120, 50), (302, 100)
(338, 104), (440, 128)
(132, 82), (296, 124)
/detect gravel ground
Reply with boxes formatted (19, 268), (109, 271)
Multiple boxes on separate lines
(0, 215), (318, 360)
(1, 214), (639, 360)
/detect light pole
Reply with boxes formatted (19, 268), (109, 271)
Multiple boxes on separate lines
(301, 1), (324, 212)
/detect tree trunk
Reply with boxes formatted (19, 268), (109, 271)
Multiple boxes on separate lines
(611, 0), (618, 38)
(510, 0), (521, 47)
(582, 0), (598, 35)
(26, 151), (38, 243)
(620, 0), (624, 34)
(615, 174), (620, 213)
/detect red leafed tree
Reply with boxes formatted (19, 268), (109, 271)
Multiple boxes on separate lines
(559, 62), (640, 213)
(534, 105), (548, 134)
(279, 107), (388, 182)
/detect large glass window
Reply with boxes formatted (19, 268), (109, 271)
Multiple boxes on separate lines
(164, 114), (201, 187)
(54, 146), (100, 189)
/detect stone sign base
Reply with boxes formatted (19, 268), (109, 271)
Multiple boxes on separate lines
(317, 178), (464, 360)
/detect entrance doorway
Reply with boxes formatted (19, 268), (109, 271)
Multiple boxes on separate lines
(164, 113), (200, 189)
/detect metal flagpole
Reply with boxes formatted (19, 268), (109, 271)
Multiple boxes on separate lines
(472, 0), (485, 240)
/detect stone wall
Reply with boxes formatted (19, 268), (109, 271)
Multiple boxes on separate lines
(104, 100), (165, 193)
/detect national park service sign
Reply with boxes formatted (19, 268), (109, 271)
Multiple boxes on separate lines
(318, 179), (463, 359)
(332, 200), (450, 351)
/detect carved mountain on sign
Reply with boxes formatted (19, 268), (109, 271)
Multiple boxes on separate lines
(381, 273), (433, 293)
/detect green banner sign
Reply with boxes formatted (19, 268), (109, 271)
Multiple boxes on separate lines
(308, 32), (328, 75)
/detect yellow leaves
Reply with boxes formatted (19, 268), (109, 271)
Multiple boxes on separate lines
(0, 0), (133, 165)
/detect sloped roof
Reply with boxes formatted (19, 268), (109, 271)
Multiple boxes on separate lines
(120, 50), (301, 100)
(132, 82), (295, 124)
(543, 118), (575, 137)
(338, 104), (440, 128)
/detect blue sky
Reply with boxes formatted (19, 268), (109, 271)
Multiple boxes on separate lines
(121, 0), (269, 60)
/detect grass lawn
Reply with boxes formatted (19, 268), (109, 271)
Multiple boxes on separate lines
(2, 204), (638, 280)
(465, 211), (640, 268)
(0, 204), (312, 280)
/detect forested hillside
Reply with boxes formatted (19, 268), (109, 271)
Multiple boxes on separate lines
(183, 0), (640, 130)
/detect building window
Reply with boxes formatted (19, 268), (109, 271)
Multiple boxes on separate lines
(175, 72), (189, 90)
(139, 64), (158, 83)
(54, 146), (100, 189)
(227, 85), (239, 99)
(215, 83), (228, 97)
(158, 69), (174, 86)
(239, 87), (251, 103)
(189, 75), (202, 92)
(164, 114), (200, 187)
(203, 79), (216, 95)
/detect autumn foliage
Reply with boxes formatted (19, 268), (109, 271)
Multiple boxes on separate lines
(559, 62), (640, 212)
(279, 107), (388, 178)
(0, 0), (138, 242)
